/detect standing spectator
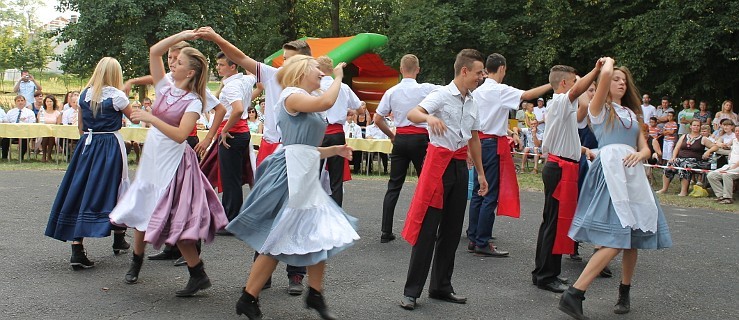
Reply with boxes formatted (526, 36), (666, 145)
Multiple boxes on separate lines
(693, 100), (712, 126)
(707, 126), (739, 204)
(712, 100), (737, 131)
(39, 95), (62, 162)
(640, 94), (656, 123)
(677, 99), (696, 135)
(653, 96), (674, 126)
(533, 97), (547, 133)
(520, 119), (543, 173)
(662, 111), (678, 163)
(13, 70), (42, 108)
(2, 96), (36, 159)
(647, 117), (662, 139)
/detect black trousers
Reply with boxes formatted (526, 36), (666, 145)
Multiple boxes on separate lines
(320, 132), (346, 206)
(1, 138), (28, 160)
(381, 134), (428, 234)
(403, 159), (467, 298)
(219, 132), (250, 221)
(532, 161), (564, 285)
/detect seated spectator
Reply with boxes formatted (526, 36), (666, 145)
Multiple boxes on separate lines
(344, 112), (363, 139)
(61, 91), (80, 159)
(701, 125), (715, 142)
(39, 95), (62, 162)
(658, 120), (716, 196)
(714, 119), (736, 155)
(707, 126), (739, 204)
(520, 119), (543, 173)
(2, 96), (36, 159)
(365, 123), (390, 174)
(123, 101), (143, 164)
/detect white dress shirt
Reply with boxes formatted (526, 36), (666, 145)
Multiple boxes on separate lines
(376, 78), (437, 129)
(541, 91), (581, 161)
(256, 63), (282, 143)
(320, 76), (362, 124)
(218, 73), (254, 120)
(473, 78), (524, 136)
(419, 82), (480, 151)
(6, 107), (36, 124)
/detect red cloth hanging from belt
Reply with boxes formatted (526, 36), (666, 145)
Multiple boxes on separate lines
(199, 132), (255, 193)
(325, 124), (352, 182)
(401, 144), (468, 246)
(548, 153), (579, 255)
(478, 133), (521, 218)
(395, 126), (428, 135)
(256, 138), (281, 167)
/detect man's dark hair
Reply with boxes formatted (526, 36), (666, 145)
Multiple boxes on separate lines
(216, 52), (236, 66)
(485, 53), (506, 73)
(661, 96), (669, 101)
(454, 49), (484, 76)
(283, 40), (312, 56)
(649, 116), (658, 122)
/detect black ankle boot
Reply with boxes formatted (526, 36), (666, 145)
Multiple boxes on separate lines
(305, 287), (338, 320)
(112, 232), (130, 255)
(236, 290), (263, 319)
(558, 286), (589, 320)
(125, 253), (144, 284)
(175, 260), (211, 297)
(70, 243), (95, 270)
(614, 283), (631, 314)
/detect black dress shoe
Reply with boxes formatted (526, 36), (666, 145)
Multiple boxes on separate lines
(173, 256), (187, 267)
(380, 233), (396, 243)
(474, 244), (509, 257)
(429, 291), (467, 304)
(467, 241), (475, 253)
(148, 247), (181, 260)
(400, 296), (416, 310)
(537, 279), (568, 293)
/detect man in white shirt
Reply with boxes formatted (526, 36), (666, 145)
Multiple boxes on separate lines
(197, 26), (309, 295)
(373, 54), (438, 243)
(533, 61), (602, 293)
(641, 94), (656, 123)
(533, 97), (547, 133)
(2, 95), (36, 159)
(467, 53), (551, 258)
(400, 49), (488, 310)
(316, 56), (363, 206)
(707, 126), (739, 204)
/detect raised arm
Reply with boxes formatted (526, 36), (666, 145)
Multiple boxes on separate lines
(521, 84), (553, 102)
(569, 59), (604, 102)
(150, 30), (197, 85)
(197, 27), (259, 75)
(589, 57), (615, 118)
(284, 63), (346, 114)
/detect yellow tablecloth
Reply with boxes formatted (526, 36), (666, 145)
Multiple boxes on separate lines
(0, 124), (394, 153)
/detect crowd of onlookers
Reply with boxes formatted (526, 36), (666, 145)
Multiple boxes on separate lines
(3, 71), (736, 204)
(510, 94), (738, 205)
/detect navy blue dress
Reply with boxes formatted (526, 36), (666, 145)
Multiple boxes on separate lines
(45, 87), (127, 241)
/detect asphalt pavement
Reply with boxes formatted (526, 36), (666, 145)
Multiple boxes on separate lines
(1, 170), (737, 319)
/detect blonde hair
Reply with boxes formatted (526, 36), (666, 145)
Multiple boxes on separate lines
(316, 55), (333, 73)
(170, 41), (191, 52)
(85, 57), (124, 117)
(178, 47), (208, 112)
(276, 55), (316, 89)
(602, 66), (642, 130)
(400, 54), (419, 72)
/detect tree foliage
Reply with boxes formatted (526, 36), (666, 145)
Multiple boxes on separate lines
(0, 0), (54, 74)
(55, 0), (738, 106)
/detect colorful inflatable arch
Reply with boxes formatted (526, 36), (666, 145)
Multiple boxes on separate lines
(264, 33), (399, 113)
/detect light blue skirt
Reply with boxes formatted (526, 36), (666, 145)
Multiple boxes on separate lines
(569, 157), (672, 249)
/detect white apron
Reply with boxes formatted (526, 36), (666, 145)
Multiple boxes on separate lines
(110, 127), (185, 231)
(81, 129), (130, 198)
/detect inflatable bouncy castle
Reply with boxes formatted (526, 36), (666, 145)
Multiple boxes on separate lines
(264, 33), (399, 114)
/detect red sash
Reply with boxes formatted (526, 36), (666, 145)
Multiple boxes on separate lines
(256, 138), (281, 167)
(324, 124), (352, 182)
(218, 119), (249, 135)
(199, 133), (254, 192)
(395, 126), (428, 135)
(189, 126), (198, 137)
(548, 154), (579, 255)
(401, 144), (468, 246)
(478, 134), (521, 218)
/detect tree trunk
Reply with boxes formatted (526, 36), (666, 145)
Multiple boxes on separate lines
(330, 0), (340, 36)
